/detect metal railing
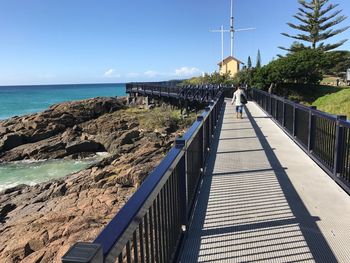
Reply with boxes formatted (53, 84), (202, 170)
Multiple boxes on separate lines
(126, 82), (227, 102)
(62, 93), (225, 263)
(252, 89), (350, 194)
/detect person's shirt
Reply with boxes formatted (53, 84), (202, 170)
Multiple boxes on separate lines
(232, 89), (246, 106)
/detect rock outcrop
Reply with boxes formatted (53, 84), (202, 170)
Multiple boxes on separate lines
(0, 97), (125, 161)
(0, 98), (192, 263)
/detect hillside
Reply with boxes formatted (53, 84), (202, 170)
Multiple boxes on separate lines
(312, 88), (350, 119)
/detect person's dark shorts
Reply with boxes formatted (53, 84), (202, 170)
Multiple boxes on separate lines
(236, 105), (243, 113)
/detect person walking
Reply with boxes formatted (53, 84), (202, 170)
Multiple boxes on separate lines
(231, 86), (247, 119)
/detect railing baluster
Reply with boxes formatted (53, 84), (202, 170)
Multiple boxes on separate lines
(161, 188), (168, 261)
(165, 178), (172, 259)
(168, 172), (175, 255)
(156, 195), (163, 263)
(144, 213), (150, 263)
(139, 222), (145, 263)
(133, 231), (138, 263)
(126, 241), (132, 263)
(118, 252), (123, 263)
(153, 201), (159, 263)
(149, 207), (155, 263)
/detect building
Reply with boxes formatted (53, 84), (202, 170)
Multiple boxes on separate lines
(218, 56), (243, 77)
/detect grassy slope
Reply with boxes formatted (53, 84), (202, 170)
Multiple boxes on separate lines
(285, 84), (344, 105)
(312, 88), (350, 119)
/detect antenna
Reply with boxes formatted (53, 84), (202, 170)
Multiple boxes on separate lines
(229, 0), (255, 56)
(209, 0), (256, 67)
(209, 25), (228, 68)
(230, 0), (234, 57)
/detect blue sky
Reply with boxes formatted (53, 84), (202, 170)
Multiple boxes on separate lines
(0, 0), (349, 85)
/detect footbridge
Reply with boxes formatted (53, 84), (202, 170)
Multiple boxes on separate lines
(62, 85), (350, 263)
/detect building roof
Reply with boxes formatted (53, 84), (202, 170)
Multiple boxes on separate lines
(217, 56), (243, 66)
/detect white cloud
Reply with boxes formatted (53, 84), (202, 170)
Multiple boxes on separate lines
(104, 69), (121, 78)
(144, 70), (160, 78)
(175, 67), (200, 77)
(126, 72), (141, 78)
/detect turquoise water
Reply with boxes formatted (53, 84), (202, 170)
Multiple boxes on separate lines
(0, 83), (123, 191)
(0, 154), (107, 191)
(0, 83), (126, 120)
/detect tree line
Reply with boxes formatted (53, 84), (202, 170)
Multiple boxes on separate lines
(237, 0), (349, 90)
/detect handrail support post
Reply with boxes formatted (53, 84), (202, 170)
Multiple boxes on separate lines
(333, 115), (347, 177)
(292, 103), (297, 137)
(308, 106), (317, 152)
(175, 137), (188, 228)
(282, 97), (286, 127)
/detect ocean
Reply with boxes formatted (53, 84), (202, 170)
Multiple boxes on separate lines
(0, 83), (126, 191)
(0, 157), (101, 192)
(0, 83), (126, 120)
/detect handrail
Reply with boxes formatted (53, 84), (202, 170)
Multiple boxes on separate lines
(251, 88), (350, 195)
(95, 146), (184, 260)
(62, 88), (225, 263)
(255, 88), (340, 121)
(126, 82), (229, 103)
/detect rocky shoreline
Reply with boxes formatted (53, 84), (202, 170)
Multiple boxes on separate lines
(0, 97), (193, 262)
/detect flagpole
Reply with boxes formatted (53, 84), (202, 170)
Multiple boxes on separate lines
(221, 25), (224, 68)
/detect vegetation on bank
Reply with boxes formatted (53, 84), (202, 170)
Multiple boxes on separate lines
(312, 89), (350, 118)
(183, 72), (233, 85)
(125, 106), (196, 133)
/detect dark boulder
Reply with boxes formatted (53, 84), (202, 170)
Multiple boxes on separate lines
(0, 203), (16, 217)
(0, 133), (24, 151)
(65, 140), (104, 155)
(120, 130), (140, 145)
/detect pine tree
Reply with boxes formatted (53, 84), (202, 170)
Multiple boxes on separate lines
(256, 50), (261, 68)
(280, 0), (349, 52)
(247, 56), (252, 68)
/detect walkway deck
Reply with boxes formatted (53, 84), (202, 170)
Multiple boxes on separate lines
(179, 100), (350, 263)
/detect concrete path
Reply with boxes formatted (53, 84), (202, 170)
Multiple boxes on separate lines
(179, 100), (350, 263)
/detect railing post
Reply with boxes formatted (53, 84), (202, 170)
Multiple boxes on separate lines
(282, 97), (286, 127)
(274, 97), (278, 119)
(175, 137), (188, 229)
(62, 242), (103, 263)
(293, 104), (297, 137)
(197, 115), (206, 168)
(209, 101), (215, 134)
(308, 106), (317, 152)
(205, 106), (211, 141)
(333, 115), (347, 178)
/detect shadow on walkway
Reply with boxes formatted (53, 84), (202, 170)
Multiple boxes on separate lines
(179, 101), (338, 262)
(244, 106), (337, 262)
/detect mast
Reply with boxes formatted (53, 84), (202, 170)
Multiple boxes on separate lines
(221, 25), (224, 68)
(230, 0), (234, 56)
(228, 0), (255, 57)
(210, 0), (255, 68)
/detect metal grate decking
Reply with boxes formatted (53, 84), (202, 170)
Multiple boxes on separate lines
(179, 100), (350, 263)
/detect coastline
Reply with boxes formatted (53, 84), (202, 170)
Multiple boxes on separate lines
(0, 83), (126, 120)
(0, 96), (194, 262)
